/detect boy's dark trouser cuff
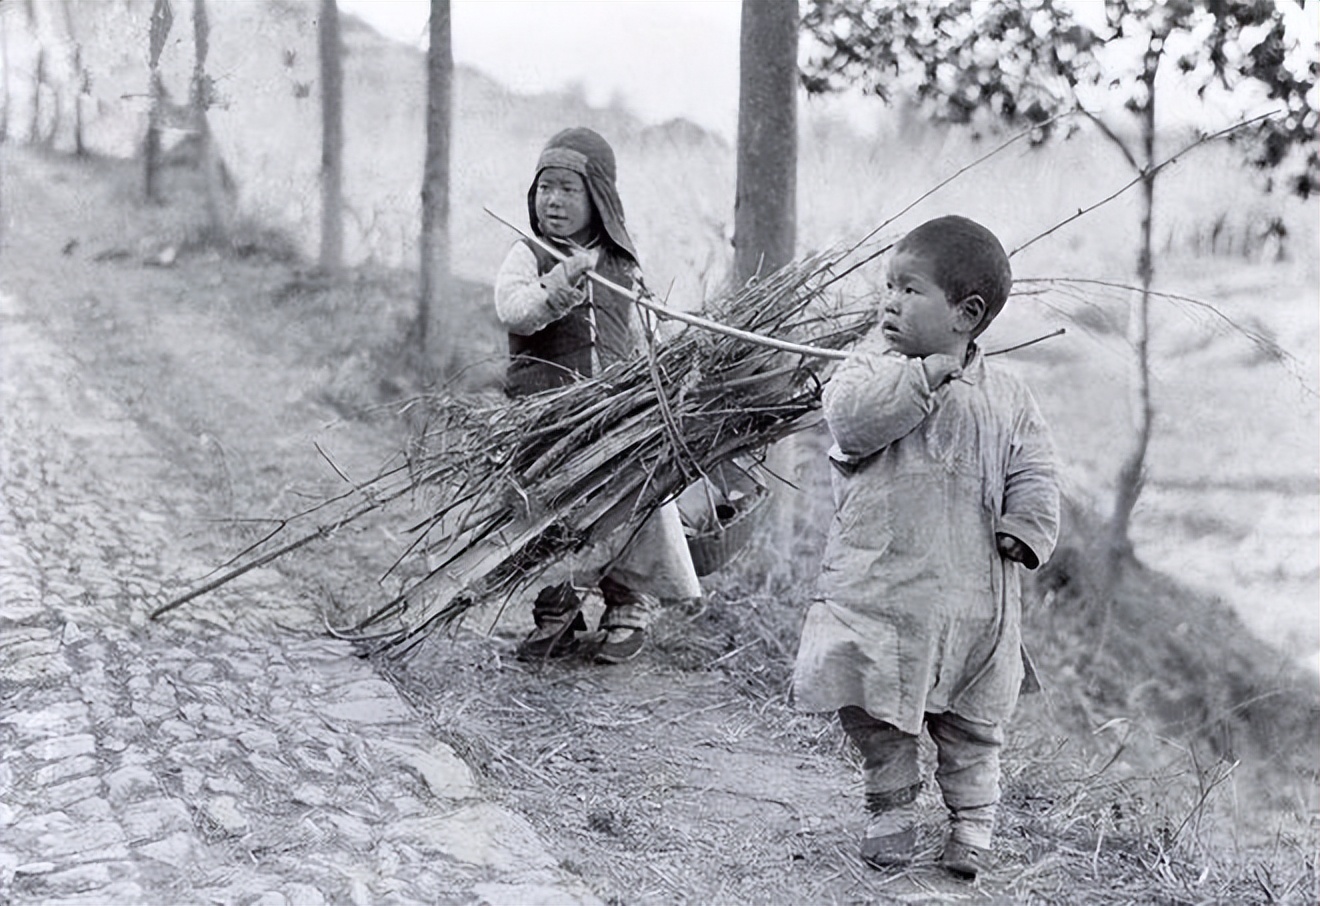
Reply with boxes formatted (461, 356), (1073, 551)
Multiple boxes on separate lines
(866, 783), (922, 814)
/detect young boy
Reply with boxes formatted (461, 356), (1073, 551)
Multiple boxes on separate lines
(792, 215), (1060, 880)
(494, 126), (700, 664)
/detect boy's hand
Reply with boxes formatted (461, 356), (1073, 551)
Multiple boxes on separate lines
(996, 533), (1036, 567)
(922, 353), (962, 388)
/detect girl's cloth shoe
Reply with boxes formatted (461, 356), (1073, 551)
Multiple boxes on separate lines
(594, 626), (646, 664)
(859, 827), (916, 870)
(516, 594), (587, 662)
(596, 577), (650, 663)
(515, 617), (584, 660)
(941, 837), (990, 880)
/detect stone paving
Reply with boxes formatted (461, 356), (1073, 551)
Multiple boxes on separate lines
(0, 288), (601, 904)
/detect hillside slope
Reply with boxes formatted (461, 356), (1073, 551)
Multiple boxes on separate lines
(3, 145), (1316, 904)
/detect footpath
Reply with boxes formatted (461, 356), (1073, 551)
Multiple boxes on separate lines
(0, 284), (601, 904)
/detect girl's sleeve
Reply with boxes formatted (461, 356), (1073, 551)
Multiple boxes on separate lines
(822, 330), (934, 459)
(494, 242), (562, 336)
(999, 389), (1061, 569)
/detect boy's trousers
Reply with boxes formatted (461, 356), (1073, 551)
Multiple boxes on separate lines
(838, 705), (1002, 846)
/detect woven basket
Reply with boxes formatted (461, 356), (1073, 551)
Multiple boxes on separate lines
(684, 485), (771, 577)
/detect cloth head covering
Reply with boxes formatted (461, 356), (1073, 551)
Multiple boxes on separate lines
(527, 127), (638, 264)
(897, 215), (1012, 337)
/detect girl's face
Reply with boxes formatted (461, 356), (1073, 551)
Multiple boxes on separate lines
(535, 167), (592, 242)
(880, 249), (965, 358)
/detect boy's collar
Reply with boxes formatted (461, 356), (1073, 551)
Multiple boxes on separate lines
(956, 343), (986, 383)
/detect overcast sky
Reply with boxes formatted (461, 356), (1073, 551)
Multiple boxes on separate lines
(341, 0), (744, 137)
(341, 0), (1320, 138)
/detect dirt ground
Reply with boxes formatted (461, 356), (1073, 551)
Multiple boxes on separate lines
(4, 148), (1314, 905)
(0, 149), (977, 905)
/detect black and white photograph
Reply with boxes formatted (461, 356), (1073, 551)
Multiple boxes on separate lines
(0, 0), (1316, 903)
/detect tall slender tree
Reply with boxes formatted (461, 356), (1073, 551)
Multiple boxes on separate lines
(318, 0), (344, 271)
(734, 0), (800, 557)
(61, 0), (86, 156)
(25, 0), (45, 145)
(191, 0), (228, 240)
(1, 8), (11, 144)
(418, 0), (453, 367)
(801, 0), (1317, 590)
(733, 0), (797, 284)
(144, 0), (173, 202)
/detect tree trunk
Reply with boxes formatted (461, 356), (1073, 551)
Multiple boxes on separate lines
(318, 0), (344, 271)
(418, 0), (453, 368)
(1, 12), (11, 144)
(192, 0), (227, 240)
(62, 0), (85, 156)
(144, 68), (163, 201)
(24, 0), (42, 144)
(1102, 49), (1159, 592)
(733, 0), (797, 284)
(145, 0), (174, 203)
(30, 46), (44, 145)
(733, 0), (800, 558)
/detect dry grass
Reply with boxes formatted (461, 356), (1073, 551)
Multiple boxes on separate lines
(12, 24), (1316, 891)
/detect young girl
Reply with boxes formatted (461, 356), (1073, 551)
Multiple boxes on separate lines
(792, 215), (1060, 880)
(494, 126), (700, 664)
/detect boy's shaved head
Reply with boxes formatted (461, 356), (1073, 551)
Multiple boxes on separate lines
(896, 216), (1012, 337)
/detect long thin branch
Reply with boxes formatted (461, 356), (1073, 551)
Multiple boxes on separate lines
(1010, 108), (1283, 258)
(1079, 105), (1139, 171)
(486, 207), (1065, 361)
(842, 109), (1080, 256)
(1017, 275), (1315, 393)
(485, 207), (850, 360)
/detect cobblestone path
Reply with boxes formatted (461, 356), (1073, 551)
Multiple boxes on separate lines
(0, 284), (600, 905)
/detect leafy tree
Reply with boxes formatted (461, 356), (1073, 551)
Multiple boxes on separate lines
(318, 0), (344, 271)
(735, 0), (798, 284)
(801, 0), (1318, 587)
(419, 0), (453, 368)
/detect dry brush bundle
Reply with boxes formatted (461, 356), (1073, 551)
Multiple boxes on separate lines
(150, 243), (879, 654)
(348, 248), (878, 657)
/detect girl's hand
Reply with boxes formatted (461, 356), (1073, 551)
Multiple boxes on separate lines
(542, 250), (597, 316)
(561, 248), (598, 285)
(545, 283), (585, 316)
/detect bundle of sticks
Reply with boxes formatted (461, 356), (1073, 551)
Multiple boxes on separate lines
(150, 226), (1065, 659)
(344, 243), (878, 656)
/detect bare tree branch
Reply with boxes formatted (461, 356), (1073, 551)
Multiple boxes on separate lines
(1009, 109), (1283, 258)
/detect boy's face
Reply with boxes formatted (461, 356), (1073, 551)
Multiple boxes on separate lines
(535, 167), (592, 242)
(881, 248), (966, 358)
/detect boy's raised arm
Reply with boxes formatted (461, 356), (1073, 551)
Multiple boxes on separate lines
(823, 331), (936, 460)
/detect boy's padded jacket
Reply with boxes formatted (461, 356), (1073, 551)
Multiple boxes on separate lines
(792, 333), (1060, 734)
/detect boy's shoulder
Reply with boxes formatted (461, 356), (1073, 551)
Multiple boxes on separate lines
(977, 356), (1047, 410)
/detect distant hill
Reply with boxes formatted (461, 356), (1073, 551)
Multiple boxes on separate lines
(3, 0), (734, 299)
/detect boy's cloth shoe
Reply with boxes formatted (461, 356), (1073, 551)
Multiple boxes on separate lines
(859, 827), (917, 870)
(941, 837), (990, 880)
(594, 627), (646, 664)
